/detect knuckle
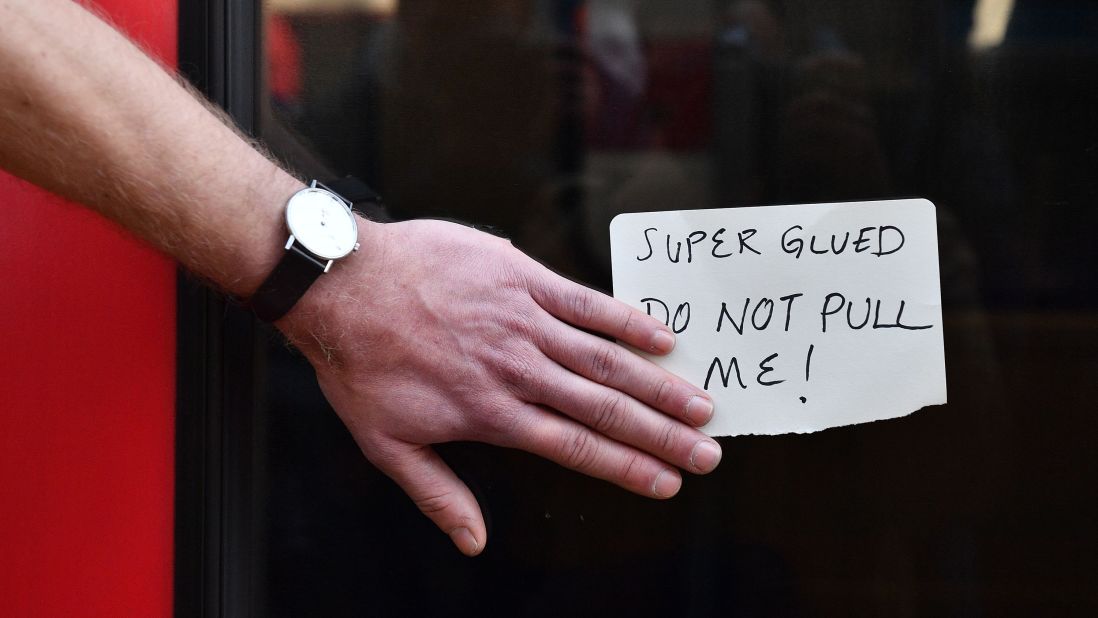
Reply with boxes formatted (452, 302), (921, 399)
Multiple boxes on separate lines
(498, 259), (530, 291)
(525, 267), (554, 298)
(587, 345), (620, 384)
(590, 393), (627, 435)
(559, 428), (601, 471)
(650, 379), (675, 408)
(656, 422), (682, 454)
(482, 400), (528, 442)
(620, 307), (637, 335)
(360, 435), (402, 467)
(493, 348), (538, 392)
(570, 289), (601, 325)
(619, 452), (643, 484)
(500, 310), (537, 339)
(413, 491), (454, 516)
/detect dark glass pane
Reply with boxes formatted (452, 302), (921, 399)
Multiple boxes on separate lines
(255, 1), (1098, 614)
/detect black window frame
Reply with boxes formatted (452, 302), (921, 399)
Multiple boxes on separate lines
(175, 1), (264, 615)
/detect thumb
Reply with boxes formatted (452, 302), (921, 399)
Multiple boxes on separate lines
(376, 441), (487, 556)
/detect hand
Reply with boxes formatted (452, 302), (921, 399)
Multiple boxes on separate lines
(279, 219), (722, 556)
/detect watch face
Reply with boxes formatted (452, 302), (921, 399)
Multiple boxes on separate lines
(285, 188), (359, 260)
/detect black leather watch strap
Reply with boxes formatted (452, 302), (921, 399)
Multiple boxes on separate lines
(325, 176), (382, 209)
(249, 177), (383, 323)
(250, 243), (329, 322)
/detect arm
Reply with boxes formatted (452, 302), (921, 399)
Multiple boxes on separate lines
(0, 0), (722, 556)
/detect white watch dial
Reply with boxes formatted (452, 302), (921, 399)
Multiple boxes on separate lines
(285, 188), (359, 260)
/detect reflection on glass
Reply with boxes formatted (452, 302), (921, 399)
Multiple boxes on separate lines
(255, 1), (1098, 615)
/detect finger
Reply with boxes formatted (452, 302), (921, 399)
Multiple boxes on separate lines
(528, 362), (722, 474)
(499, 403), (686, 499)
(528, 270), (676, 355)
(535, 318), (715, 427)
(371, 440), (487, 556)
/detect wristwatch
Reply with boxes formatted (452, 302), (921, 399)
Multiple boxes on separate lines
(249, 179), (366, 322)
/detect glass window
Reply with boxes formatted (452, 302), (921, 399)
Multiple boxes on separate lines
(252, 1), (1098, 614)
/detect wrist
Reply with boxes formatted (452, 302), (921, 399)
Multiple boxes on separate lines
(273, 214), (388, 363)
(230, 171), (308, 298)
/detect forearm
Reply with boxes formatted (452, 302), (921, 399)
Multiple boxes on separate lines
(0, 1), (723, 558)
(0, 0), (300, 296)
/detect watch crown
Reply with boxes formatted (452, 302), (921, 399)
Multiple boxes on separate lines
(353, 242), (361, 252)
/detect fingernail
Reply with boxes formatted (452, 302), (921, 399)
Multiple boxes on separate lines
(685, 395), (714, 426)
(449, 527), (480, 556)
(690, 440), (723, 473)
(651, 469), (682, 498)
(650, 329), (675, 354)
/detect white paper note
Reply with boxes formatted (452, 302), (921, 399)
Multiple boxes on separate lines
(610, 199), (947, 436)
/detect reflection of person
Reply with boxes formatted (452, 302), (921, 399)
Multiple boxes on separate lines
(0, 0), (721, 556)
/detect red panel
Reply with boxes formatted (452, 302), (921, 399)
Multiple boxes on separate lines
(0, 1), (177, 616)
